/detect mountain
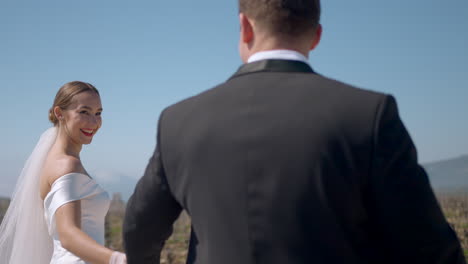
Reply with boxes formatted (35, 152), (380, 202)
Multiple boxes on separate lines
(91, 170), (138, 202)
(108, 193), (126, 215)
(1, 154), (466, 205)
(55, 154), (468, 199)
(423, 154), (468, 192)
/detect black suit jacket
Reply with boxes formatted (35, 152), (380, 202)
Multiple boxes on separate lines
(123, 60), (465, 264)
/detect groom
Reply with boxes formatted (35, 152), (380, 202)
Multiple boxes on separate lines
(123, 0), (466, 263)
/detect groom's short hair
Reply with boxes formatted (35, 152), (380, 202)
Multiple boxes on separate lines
(239, 0), (321, 38)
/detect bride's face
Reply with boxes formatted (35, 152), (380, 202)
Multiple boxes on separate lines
(60, 91), (103, 145)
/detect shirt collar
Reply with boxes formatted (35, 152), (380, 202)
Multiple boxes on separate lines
(247, 49), (309, 65)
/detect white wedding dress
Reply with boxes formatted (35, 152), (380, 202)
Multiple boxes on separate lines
(44, 173), (110, 264)
(0, 128), (113, 264)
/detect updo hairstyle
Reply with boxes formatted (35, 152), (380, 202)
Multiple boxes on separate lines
(48, 81), (100, 126)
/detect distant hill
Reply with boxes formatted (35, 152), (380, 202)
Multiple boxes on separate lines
(1, 154), (467, 208)
(0, 197), (10, 224)
(91, 170), (138, 202)
(423, 154), (468, 192)
(108, 193), (126, 215)
(97, 156), (468, 196)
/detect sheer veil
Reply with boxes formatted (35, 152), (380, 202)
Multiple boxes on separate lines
(0, 127), (57, 263)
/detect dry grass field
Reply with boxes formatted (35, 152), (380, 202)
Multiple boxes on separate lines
(437, 192), (468, 259)
(0, 192), (467, 263)
(105, 192), (468, 263)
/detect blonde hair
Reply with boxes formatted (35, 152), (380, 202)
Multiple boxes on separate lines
(48, 81), (100, 126)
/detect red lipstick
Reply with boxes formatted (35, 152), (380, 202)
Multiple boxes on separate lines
(80, 129), (94, 137)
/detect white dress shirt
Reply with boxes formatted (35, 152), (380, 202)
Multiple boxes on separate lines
(247, 49), (309, 65)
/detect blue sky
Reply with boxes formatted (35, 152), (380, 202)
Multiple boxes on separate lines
(1, 0), (467, 198)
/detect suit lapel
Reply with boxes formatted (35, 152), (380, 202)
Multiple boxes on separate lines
(229, 59), (315, 80)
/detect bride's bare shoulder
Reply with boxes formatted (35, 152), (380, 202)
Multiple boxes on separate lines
(42, 154), (86, 185)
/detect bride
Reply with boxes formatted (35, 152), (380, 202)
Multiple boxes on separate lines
(0, 81), (126, 264)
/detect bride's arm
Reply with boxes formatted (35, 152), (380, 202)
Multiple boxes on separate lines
(55, 200), (115, 264)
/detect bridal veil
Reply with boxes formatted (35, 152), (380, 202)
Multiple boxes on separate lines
(0, 127), (57, 263)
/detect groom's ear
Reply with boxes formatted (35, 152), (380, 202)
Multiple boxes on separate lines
(309, 24), (323, 51)
(240, 13), (254, 44)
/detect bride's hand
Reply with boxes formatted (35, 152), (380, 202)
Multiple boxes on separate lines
(109, 251), (127, 264)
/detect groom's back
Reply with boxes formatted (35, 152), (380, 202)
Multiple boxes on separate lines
(159, 70), (386, 264)
(123, 0), (465, 261)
